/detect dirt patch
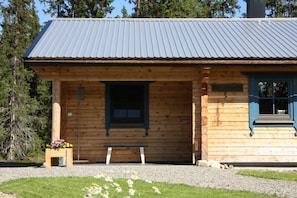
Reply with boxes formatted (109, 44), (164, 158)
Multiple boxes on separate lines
(0, 191), (18, 198)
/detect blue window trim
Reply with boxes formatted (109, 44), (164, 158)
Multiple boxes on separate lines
(104, 82), (150, 136)
(245, 73), (297, 136)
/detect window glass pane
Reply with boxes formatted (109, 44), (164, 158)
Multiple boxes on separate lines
(258, 81), (273, 97)
(275, 99), (288, 114)
(258, 80), (289, 115)
(128, 110), (141, 118)
(110, 84), (144, 124)
(114, 109), (127, 118)
(274, 82), (288, 97)
(259, 99), (273, 114)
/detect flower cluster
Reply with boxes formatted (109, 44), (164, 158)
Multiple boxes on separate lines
(83, 170), (161, 198)
(46, 139), (73, 150)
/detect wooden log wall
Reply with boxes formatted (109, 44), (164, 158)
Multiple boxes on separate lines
(61, 81), (105, 162)
(148, 81), (192, 162)
(61, 81), (192, 163)
(208, 66), (297, 163)
(55, 66), (200, 163)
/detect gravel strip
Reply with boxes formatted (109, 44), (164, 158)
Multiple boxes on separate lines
(0, 164), (297, 198)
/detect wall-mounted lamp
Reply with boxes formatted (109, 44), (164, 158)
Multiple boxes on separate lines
(77, 85), (84, 100)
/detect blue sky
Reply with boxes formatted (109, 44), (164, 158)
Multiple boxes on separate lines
(37, 0), (247, 24)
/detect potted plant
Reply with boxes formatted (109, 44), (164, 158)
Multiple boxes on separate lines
(45, 139), (73, 167)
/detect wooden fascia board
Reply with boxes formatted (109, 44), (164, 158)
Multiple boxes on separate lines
(23, 58), (297, 66)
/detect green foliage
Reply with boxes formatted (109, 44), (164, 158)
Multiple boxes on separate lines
(205, 0), (241, 18)
(0, 0), (50, 160)
(237, 170), (297, 182)
(128, 0), (240, 18)
(0, 176), (276, 198)
(29, 75), (52, 146)
(40, 0), (115, 18)
(266, 0), (297, 17)
(121, 6), (130, 18)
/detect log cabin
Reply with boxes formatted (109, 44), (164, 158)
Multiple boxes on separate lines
(23, 17), (297, 164)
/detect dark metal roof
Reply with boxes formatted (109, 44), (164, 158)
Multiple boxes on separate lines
(24, 18), (297, 60)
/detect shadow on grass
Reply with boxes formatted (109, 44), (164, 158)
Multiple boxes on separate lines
(0, 161), (42, 167)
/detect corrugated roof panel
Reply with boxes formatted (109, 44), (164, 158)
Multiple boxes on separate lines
(143, 21), (153, 58)
(208, 22), (230, 58)
(149, 21), (160, 58)
(178, 22), (197, 57)
(214, 22), (241, 58)
(268, 22), (297, 57)
(190, 22), (211, 58)
(186, 22), (207, 57)
(237, 21), (265, 57)
(24, 18), (297, 60)
(175, 22), (193, 58)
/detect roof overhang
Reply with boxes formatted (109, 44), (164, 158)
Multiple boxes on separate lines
(24, 58), (297, 67)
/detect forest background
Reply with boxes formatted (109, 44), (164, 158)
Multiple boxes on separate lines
(0, 0), (296, 161)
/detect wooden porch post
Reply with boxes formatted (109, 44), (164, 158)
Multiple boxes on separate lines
(201, 67), (210, 160)
(52, 79), (61, 141)
(192, 80), (200, 164)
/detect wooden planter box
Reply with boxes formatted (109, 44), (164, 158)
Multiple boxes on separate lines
(45, 148), (73, 168)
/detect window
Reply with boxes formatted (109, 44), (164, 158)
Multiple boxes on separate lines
(247, 73), (297, 136)
(105, 82), (149, 136)
(258, 81), (288, 115)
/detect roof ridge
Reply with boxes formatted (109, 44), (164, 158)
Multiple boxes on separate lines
(50, 17), (297, 22)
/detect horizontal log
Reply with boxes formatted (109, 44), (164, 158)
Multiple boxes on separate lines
(209, 155), (297, 163)
(208, 146), (297, 155)
(208, 138), (297, 147)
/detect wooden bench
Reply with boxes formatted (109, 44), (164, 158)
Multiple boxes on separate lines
(104, 145), (148, 165)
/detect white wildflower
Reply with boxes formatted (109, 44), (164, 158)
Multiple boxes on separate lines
(102, 190), (109, 198)
(129, 188), (136, 196)
(105, 176), (113, 182)
(115, 186), (123, 193)
(131, 171), (139, 180)
(84, 184), (102, 195)
(127, 179), (134, 188)
(152, 186), (161, 194)
(94, 171), (105, 178)
(84, 169), (162, 198)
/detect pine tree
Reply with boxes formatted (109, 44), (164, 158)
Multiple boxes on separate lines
(266, 0), (297, 17)
(40, 0), (114, 18)
(128, 0), (240, 18)
(121, 6), (130, 18)
(0, 0), (43, 160)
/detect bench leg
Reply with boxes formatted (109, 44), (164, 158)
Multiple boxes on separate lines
(140, 147), (145, 164)
(106, 147), (112, 165)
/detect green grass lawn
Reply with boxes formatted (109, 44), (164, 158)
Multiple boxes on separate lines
(0, 176), (277, 198)
(237, 170), (297, 181)
(1, 169), (296, 198)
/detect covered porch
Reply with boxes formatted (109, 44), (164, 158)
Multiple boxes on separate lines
(40, 65), (210, 164)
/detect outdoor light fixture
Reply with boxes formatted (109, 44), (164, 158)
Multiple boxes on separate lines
(77, 85), (84, 100)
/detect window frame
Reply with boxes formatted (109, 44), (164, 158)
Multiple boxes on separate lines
(247, 73), (297, 136)
(105, 82), (149, 136)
